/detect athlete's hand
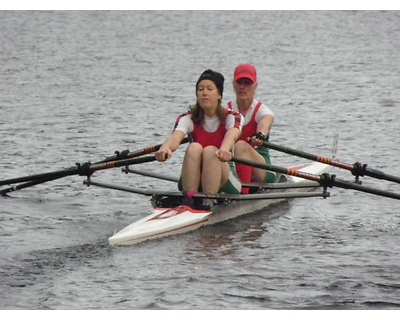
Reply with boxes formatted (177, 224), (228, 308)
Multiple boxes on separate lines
(216, 148), (232, 162)
(248, 132), (267, 148)
(155, 148), (172, 162)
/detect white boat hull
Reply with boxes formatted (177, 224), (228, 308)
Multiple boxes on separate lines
(108, 206), (212, 246)
(109, 161), (331, 246)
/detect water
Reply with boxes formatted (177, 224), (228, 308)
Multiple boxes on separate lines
(1, 11), (399, 311)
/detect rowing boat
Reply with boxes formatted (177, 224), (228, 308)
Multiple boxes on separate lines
(87, 161), (332, 246)
(2, 134), (399, 245)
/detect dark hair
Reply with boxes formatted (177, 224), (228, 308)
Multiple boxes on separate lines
(189, 101), (226, 126)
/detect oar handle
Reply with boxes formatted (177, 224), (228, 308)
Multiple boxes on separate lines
(96, 137), (189, 163)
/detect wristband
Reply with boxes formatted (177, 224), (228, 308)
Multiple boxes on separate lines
(254, 132), (267, 141)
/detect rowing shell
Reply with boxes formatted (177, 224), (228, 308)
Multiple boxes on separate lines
(108, 206), (213, 246)
(107, 161), (331, 246)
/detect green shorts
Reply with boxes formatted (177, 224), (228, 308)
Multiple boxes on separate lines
(257, 147), (276, 183)
(178, 161), (241, 194)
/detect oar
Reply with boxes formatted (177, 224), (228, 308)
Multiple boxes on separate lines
(1, 175), (67, 196)
(231, 157), (400, 201)
(100, 137), (189, 163)
(0, 166), (81, 187)
(262, 140), (400, 184)
(0, 138), (189, 191)
(0, 155), (157, 196)
(0, 156), (156, 195)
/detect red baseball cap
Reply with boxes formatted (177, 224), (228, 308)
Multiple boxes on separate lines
(234, 64), (257, 83)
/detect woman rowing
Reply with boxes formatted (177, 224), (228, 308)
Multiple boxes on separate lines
(227, 64), (275, 194)
(155, 69), (244, 209)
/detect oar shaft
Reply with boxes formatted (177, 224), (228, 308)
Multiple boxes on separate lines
(89, 155), (156, 173)
(263, 141), (400, 184)
(96, 137), (189, 163)
(231, 157), (400, 201)
(0, 138), (189, 189)
(1, 155), (157, 195)
(263, 141), (353, 170)
(0, 155), (157, 195)
(0, 175), (66, 196)
(362, 167), (400, 184)
(129, 136), (189, 158)
(231, 157), (321, 182)
(0, 167), (78, 186)
(333, 178), (400, 200)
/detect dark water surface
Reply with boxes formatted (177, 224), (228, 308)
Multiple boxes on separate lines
(1, 11), (400, 310)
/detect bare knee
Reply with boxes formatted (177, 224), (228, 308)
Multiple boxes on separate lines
(185, 142), (203, 156)
(202, 145), (218, 161)
(234, 140), (252, 157)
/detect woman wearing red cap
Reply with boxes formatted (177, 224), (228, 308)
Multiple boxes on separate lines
(155, 69), (244, 209)
(227, 64), (275, 194)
